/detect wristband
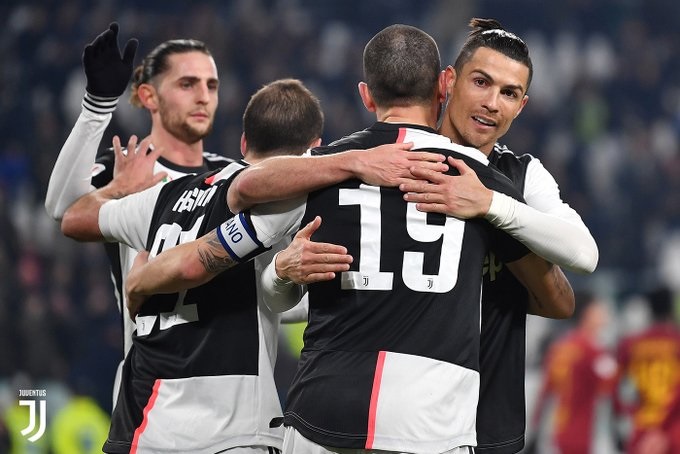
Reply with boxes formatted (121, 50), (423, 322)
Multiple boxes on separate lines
(82, 92), (119, 115)
(215, 213), (265, 262)
(262, 252), (294, 290)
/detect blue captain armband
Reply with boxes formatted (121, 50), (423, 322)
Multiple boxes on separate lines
(215, 212), (268, 262)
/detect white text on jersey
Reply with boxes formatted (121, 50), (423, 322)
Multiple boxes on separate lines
(172, 186), (218, 213)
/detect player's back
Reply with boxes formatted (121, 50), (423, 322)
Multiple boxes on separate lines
(92, 148), (233, 356)
(104, 162), (284, 454)
(283, 123), (528, 452)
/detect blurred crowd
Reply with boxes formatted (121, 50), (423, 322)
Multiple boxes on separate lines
(0, 0), (679, 452)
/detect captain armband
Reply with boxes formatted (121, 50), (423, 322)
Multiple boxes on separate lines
(215, 213), (269, 262)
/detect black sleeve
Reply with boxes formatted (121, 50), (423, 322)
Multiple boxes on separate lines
(489, 227), (530, 263)
(90, 146), (115, 189)
(463, 154), (530, 263)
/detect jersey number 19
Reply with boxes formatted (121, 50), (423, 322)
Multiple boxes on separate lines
(339, 185), (464, 293)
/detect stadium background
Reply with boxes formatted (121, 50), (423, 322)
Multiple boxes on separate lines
(0, 0), (679, 452)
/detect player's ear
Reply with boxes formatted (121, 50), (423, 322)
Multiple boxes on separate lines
(240, 133), (247, 157)
(137, 83), (158, 111)
(309, 138), (322, 149)
(515, 94), (529, 118)
(437, 70), (448, 103)
(358, 82), (376, 112)
(444, 66), (456, 97)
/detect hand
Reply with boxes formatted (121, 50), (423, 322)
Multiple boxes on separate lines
(126, 251), (150, 320)
(400, 156), (493, 219)
(354, 142), (448, 187)
(275, 216), (353, 284)
(83, 22), (138, 98)
(106, 135), (167, 198)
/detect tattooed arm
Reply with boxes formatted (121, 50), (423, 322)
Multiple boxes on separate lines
(125, 230), (236, 319)
(506, 252), (574, 319)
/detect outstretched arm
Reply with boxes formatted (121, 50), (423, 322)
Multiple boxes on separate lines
(45, 22), (138, 220)
(401, 156), (598, 273)
(61, 136), (166, 241)
(227, 142), (449, 212)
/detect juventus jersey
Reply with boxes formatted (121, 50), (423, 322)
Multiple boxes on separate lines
(237, 123), (529, 452)
(91, 148), (231, 358)
(477, 143), (588, 454)
(98, 162), (285, 453)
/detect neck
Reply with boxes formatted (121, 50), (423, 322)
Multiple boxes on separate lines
(375, 105), (437, 129)
(242, 151), (263, 164)
(150, 127), (205, 167)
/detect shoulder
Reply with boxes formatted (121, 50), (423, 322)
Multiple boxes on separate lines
(202, 152), (235, 169)
(314, 128), (379, 155)
(490, 143), (535, 171)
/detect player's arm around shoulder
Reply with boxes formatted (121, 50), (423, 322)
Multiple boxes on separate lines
(506, 252), (575, 319)
(226, 142), (445, 212)
(523, 157), (599, 272)
(403, 155), (598, 273)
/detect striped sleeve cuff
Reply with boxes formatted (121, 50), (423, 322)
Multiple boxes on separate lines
(82, 92), (119, 114)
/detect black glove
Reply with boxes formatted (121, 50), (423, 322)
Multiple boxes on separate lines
(82, 22), (138, 98)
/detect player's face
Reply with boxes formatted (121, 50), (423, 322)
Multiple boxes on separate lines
(155, 52), (219, 144)
(442, 47), (529, 155)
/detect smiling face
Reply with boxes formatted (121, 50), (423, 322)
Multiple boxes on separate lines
(441, 47), (529, 155)
(153, 51), (219, 144)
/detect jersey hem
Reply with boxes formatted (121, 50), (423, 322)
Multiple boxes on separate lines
(476, 434), (524, 454)
(284, 412), (476, 453)
(104, 433), (284, 454)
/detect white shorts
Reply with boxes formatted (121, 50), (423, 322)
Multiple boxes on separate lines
(282, 426), (474, 454)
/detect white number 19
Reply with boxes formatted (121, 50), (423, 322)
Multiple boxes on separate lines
(339, 185), (463, 293)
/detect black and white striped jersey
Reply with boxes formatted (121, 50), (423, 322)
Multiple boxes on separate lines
(98, 162), (286, 454)
(476, 143), (587, 454)
(91, 148), (232, 359)
(237, 123), (529, 452)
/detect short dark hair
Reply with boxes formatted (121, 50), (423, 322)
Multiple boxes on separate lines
(243, 78), (323, 156)
(130, 39), (212, 107)
(363, 24), (441, 108)
(454, 18), (533, 93)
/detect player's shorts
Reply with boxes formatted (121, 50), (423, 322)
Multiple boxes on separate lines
(282, 426), (474, 454)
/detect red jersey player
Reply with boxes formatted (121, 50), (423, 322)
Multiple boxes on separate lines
(616, 286), (680, 453)
(531, 291), (618, 454)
